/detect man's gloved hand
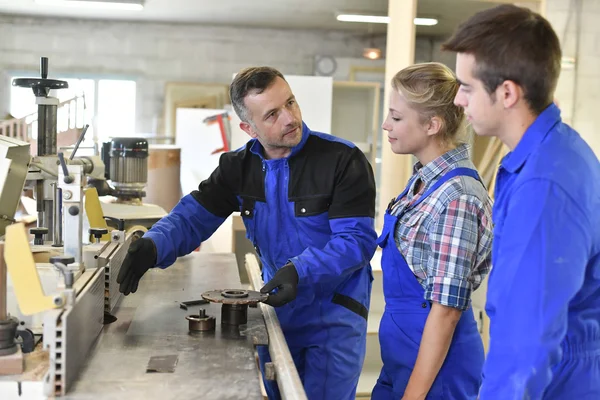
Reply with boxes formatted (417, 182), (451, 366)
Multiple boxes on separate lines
(260, 263), (299, 307)
(117, 238), (157, 296)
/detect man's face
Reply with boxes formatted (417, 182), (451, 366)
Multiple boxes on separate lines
(242, 77), (303, 155)
(454, 53), (503, 137)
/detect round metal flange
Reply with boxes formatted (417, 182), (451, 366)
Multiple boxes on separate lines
(221, 289), (249, 299)
(186, 312), (216, 332)
(202, 289), (267, 305)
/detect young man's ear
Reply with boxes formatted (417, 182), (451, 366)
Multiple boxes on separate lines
(426, 116), (443, 137)
(499, 80), (522, 109)
(240, 121), (258, 138)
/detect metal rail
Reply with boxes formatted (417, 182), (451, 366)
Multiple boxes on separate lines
(244, 253), (307, 400)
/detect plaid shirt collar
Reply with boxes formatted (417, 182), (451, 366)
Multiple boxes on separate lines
(413, 143), (471, 185)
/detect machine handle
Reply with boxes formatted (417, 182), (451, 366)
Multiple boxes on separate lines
(41, 57), (48, 79)
(69, 124), (90, 160)
(57, 152), (74, 184)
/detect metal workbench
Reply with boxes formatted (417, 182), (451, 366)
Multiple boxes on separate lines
(65, 252), (266, 400)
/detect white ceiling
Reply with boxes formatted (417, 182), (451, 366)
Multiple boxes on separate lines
(0, 0), (507, 37)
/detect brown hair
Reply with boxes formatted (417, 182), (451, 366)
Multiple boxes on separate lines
(230, 66), (285, 122)
(442, 4), (561, 114)
(392, 62), (466, 146)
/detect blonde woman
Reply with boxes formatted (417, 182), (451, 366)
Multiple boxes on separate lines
(372, 62), (493, 400)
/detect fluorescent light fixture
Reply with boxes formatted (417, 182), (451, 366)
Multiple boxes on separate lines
(414, 17), (438, 26)
(336, 14), (438, 26)
(337, 14), (390, 24)
(35, 0), (144, 11)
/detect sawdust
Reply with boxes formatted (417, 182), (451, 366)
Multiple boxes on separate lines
(20, 345), (50, 381)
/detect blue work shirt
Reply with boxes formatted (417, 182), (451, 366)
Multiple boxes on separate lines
(479, 104), (600, 399)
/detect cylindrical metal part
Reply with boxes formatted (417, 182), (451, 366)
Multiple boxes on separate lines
(37, 104), (57, 156)
(43, 199), (54, 243)
(0, 317), (18, 356)
(110, 157), (147, 184)
(35, 180), (44, 228)
(221, 303), (248, 326)
(186, 310), (216, 332)
(0, 243), (6, 321)
(70, 157), (94, 175)
(52, 183), (63, 247)
(108, 138), (149, 193)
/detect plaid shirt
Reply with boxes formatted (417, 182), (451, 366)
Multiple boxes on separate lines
(390, 144), (493, 310)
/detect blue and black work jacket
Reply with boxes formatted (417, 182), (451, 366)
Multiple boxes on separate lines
(144, 122), (378, 330)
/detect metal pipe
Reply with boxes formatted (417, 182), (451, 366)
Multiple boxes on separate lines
(52, 183), (63, 247)
(0, 243), (6, 320)
(37, 104), (57, 156)
(36, 180), (44, 227)
(244, 254), (307, 400)
(43, 199), (54, 242)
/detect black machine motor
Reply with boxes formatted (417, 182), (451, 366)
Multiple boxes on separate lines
(101, 138), (149, 201)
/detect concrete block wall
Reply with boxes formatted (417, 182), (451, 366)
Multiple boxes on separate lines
(546, 0), (600, 156)
(0, 14), (386, 134)
(0, 14), (449, 137)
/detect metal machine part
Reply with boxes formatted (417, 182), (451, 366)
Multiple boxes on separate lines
(201, 289), (268, 327)
(13, 57), (68, 241)
(201, 289), (267, 305)
(0, 317), (18, 356)
(89, 227), (108, 244)
(179, 299), (209, 310)
(30, 227), (48, 245)
(94, 229), (135, 313)
(101, 137), (149, 202)
(42, 266), (104, 396)
(12, 57), (68, 157)
(221, 304), (248, 326)
(59, 163), (84, 266)
(185, 308), (216, 332)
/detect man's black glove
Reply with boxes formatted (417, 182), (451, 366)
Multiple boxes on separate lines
(117, 238), (157, 296)
(260, 263), (299, 307)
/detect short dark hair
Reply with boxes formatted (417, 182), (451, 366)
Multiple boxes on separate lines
(442, 4), (562, 114)
(229, 66), (285, 122)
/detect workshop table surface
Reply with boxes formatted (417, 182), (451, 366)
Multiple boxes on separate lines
(65, 252), (266, 400)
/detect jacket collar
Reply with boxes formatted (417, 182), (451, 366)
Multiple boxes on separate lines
(249, 121), (310, 160)
(501, 103), (561, 173)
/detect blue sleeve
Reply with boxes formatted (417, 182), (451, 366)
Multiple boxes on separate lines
(291, 216), (377, 285)
(143, 153), (240, 268)
(291, 148), (377, 284)
(143, 194), (228, 268)
(480, 179), (591, 399)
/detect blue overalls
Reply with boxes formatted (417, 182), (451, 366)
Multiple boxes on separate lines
(372, 168), (485, 399)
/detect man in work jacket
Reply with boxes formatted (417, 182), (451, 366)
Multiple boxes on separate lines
(117, 66), (378, 400)
(444, 5), (600, 399)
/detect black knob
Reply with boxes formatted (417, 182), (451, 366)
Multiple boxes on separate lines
(49, 255), (75, 266)
(57, 152), (73, 184)
(41, 57), (48, 79)
(12, 57), (68, 97)
(68, 206), (79, 216)
(30, 227), (49, 245)
(89, 227), (108, 243)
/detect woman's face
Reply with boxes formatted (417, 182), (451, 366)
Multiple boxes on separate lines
(382, 89), (431, 156)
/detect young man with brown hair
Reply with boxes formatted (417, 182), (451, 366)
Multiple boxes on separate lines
(444, 4), (600, 399)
